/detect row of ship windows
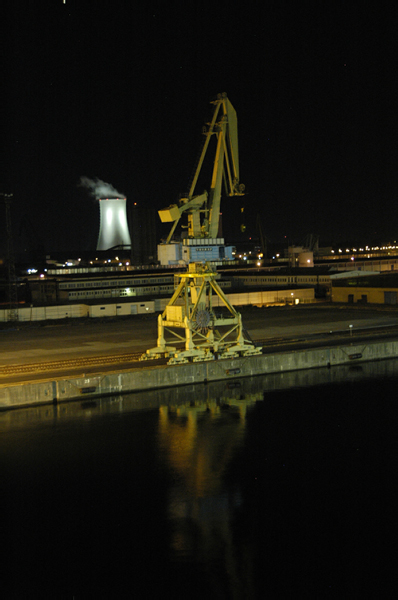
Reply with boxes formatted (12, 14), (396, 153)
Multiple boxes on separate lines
(240, 277), (329, 284)
(65, 281), (232, 299)
(61, 275), (333, 288)
(59, 277), (174, 290)
(68, 285), (175, 298)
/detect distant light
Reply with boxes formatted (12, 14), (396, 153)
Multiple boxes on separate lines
(40, 273), (45, 278)
(257, 261), (261, 266)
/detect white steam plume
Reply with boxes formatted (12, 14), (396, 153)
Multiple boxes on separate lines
(79, 176), (125, 199)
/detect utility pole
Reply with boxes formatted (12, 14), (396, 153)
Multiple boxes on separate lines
(1, 193), (18, 321)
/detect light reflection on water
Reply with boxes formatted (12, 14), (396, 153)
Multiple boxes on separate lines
(158, 403), (246, 565)
(2, 358), (398, 597)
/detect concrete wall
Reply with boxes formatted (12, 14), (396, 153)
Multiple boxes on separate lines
(88, 301), (156, 318)
(2, 337), (398, 411)
(0, 289), (315, 323)
(213, 288), (315, 307)
(0, 304), (89, 322)
(4, 357), (398, 428)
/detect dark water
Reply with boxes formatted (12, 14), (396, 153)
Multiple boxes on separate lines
(2, 361), (398, 598)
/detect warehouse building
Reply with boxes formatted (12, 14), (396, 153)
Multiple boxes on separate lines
(331, 272), (398, 305)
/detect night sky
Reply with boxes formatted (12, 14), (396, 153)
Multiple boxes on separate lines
(2, 2), (397, 257)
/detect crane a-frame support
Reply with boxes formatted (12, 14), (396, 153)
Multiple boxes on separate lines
(140, 262), (261, 365)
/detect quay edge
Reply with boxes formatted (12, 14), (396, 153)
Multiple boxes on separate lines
(1, 337), (398, 411)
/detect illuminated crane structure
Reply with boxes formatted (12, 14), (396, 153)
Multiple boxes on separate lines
(157, 92), (245, 265)
(142, 95), (260, 364)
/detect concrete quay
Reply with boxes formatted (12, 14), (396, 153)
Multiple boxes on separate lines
(1, 305), (398, 410)
(2, 333), (398, 411)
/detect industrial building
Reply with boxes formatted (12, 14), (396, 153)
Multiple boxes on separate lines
(129, 204), (158, 265)
(223, 269), (331, 297)
(24, 273), (179, 305)
(331, 272), (398, 305)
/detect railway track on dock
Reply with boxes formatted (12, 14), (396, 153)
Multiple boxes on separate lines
(2, 324), (398, 381)
(0, 352), (145, 378)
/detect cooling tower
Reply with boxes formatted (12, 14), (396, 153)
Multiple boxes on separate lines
(97, 197), (131, 251)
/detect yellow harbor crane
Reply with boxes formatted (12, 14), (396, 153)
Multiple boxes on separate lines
(157, 92), (245, 265)
(141, 94), (261, 364)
